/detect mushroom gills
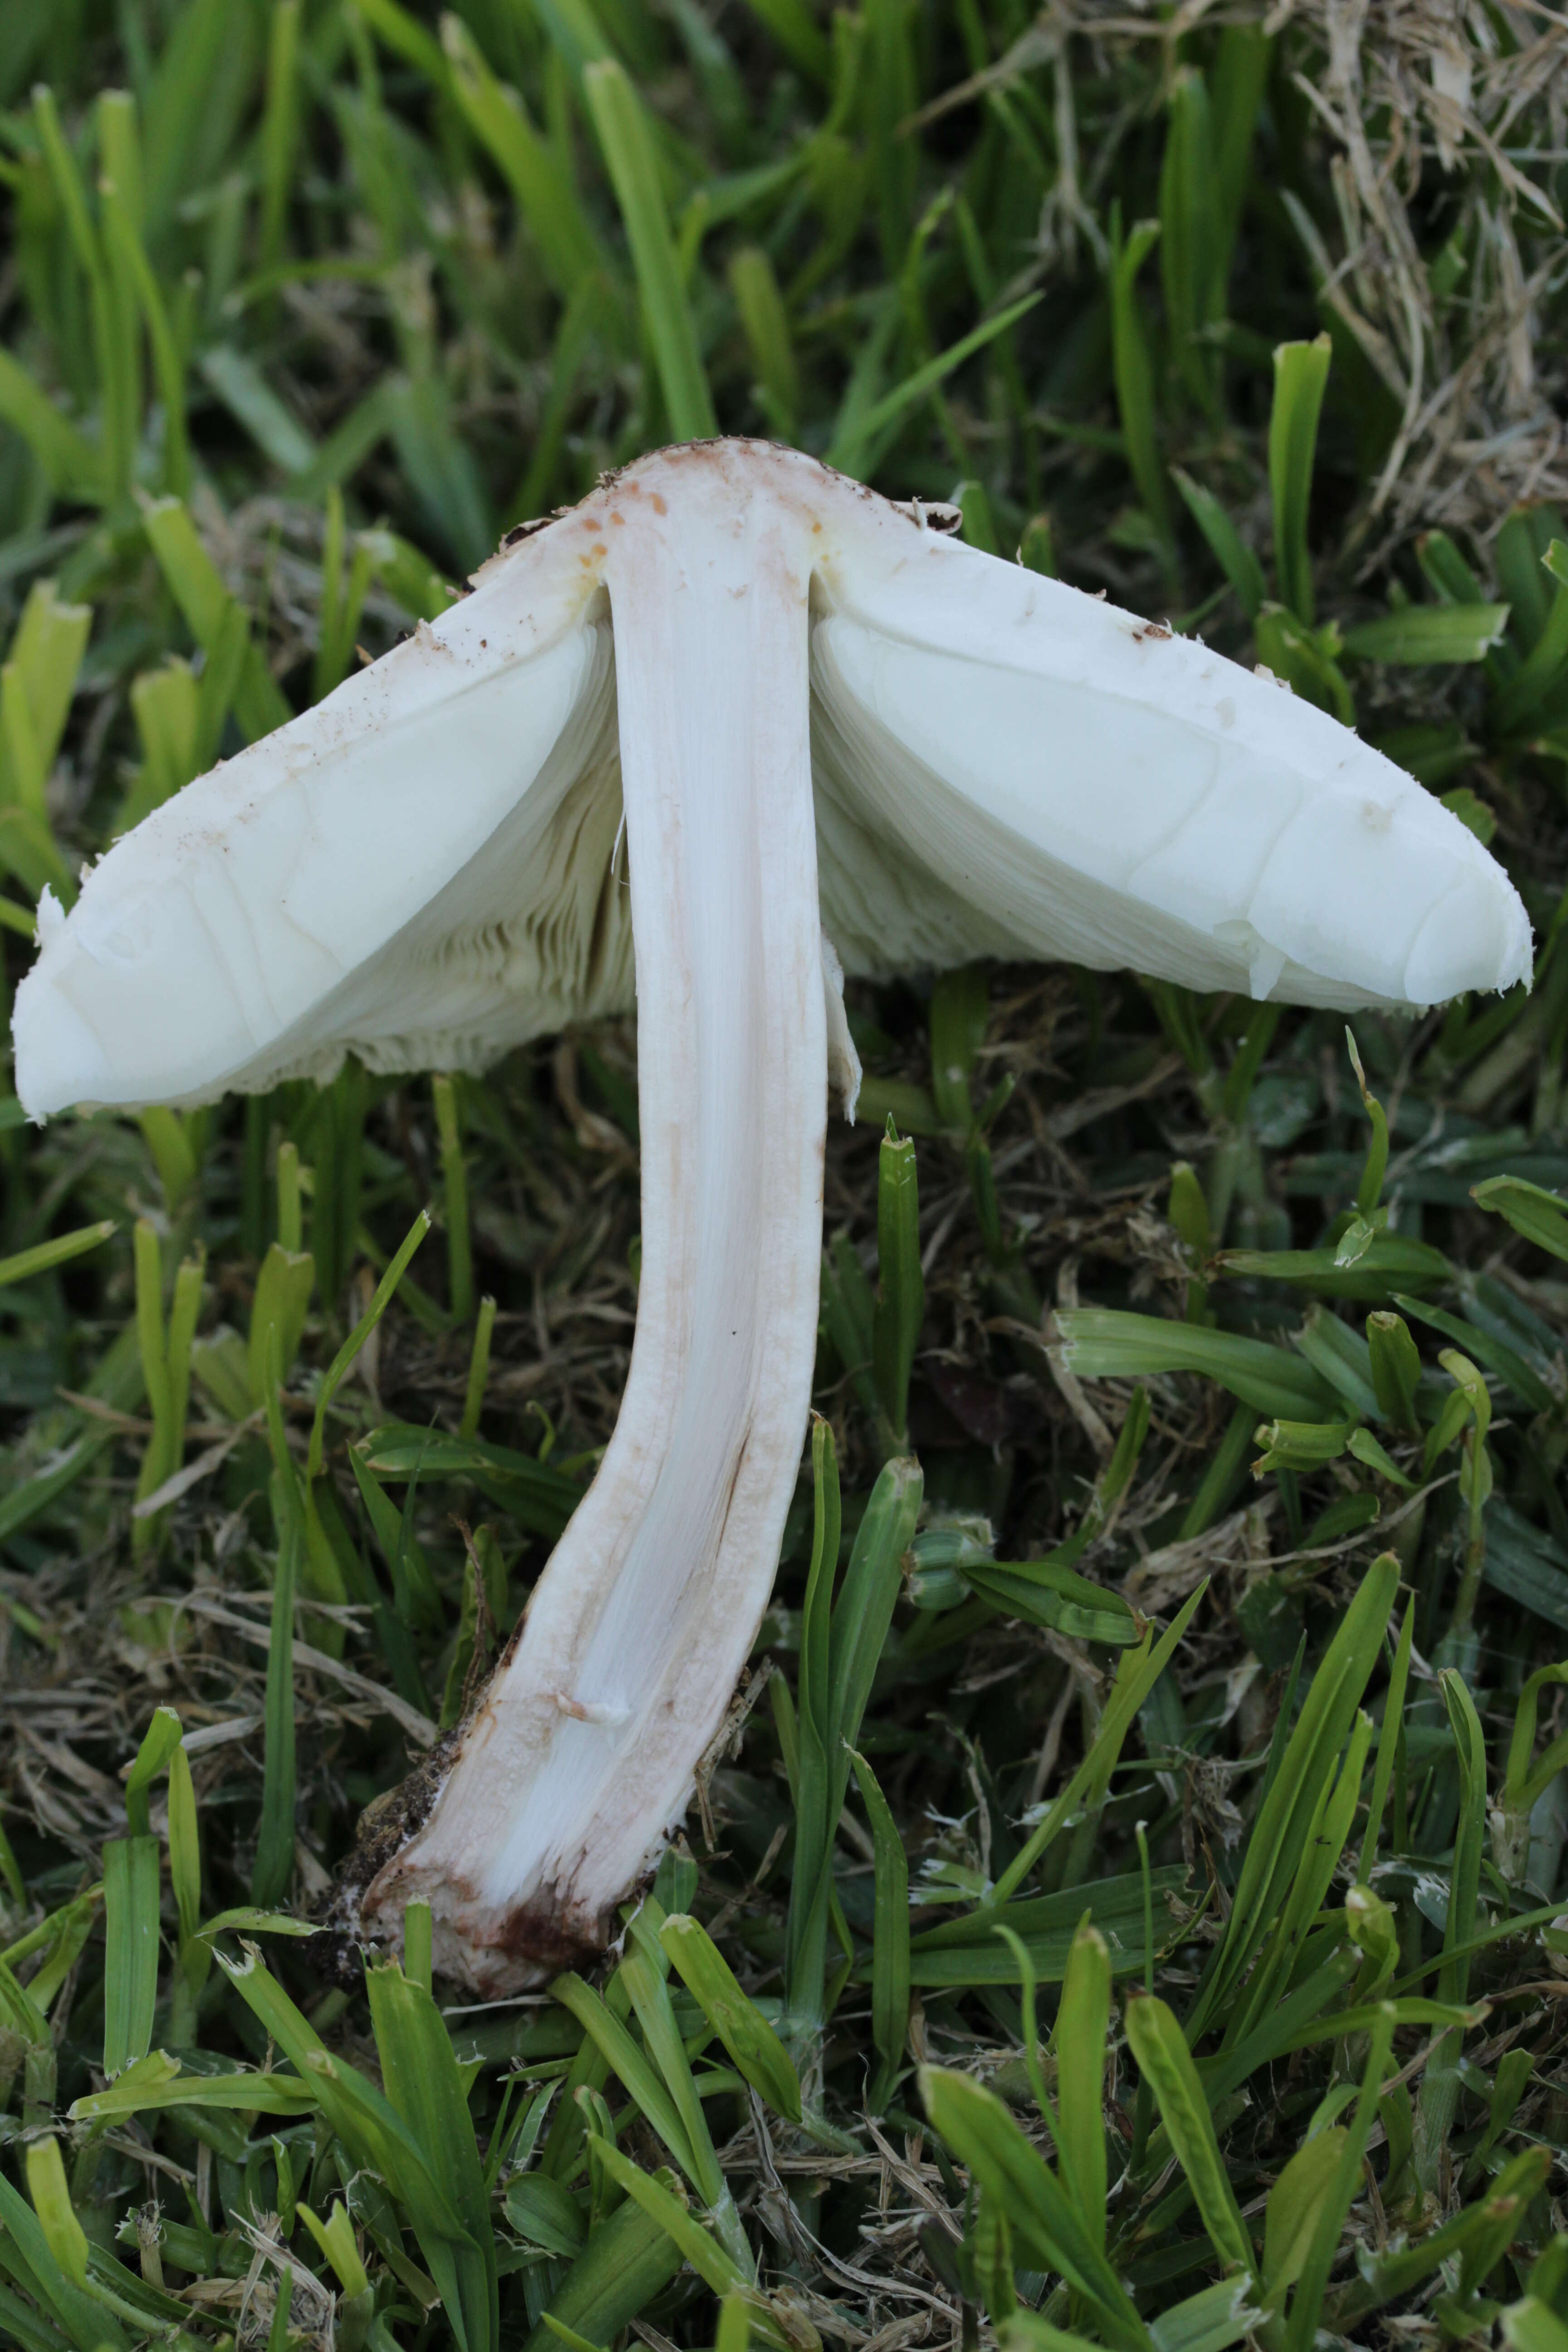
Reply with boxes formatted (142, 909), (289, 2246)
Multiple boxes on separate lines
(259, 622), (631, 1078)
(13, 613), (630, 1114)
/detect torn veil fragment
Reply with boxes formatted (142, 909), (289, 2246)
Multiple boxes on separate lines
(12, 440), (1532, 1992)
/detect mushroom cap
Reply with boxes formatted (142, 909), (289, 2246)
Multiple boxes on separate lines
(812, 544), (1532, 1013)
(13, 439), (1532, 1119)
(13, 529), (629, 1115)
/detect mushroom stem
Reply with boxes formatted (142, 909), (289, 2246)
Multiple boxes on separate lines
(359, 470), (827, 1991)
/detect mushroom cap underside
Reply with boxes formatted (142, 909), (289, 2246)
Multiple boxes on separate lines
(12, 439), (1533, 1119)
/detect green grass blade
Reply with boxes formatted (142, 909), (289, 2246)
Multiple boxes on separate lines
(1172, 470), (1265, 619)
(434, 1076), (473, 1323)
(98, 172), (189, 496)
(443, 17), (606, 301)
(258, 0), (302, 281)
(919, 2068), (1151, 2351)
(1472, 1173), (1568, 1261)
(988, 1587), (1206, 1909)
(141, 496), (291, 742)
(199, 344), (315, 475)
(0, 1324), (145, 1545)
(1107, 208), (1173, 562)
(551, 1971), (703, 2190)
(583, 60), (715, 440)
(963, 1558), (1140, 1646)
(1125, 1992), (1254, 2281)
(847, 1748), (909, 2114)
(122, 1705), (182, 1837)
(660, 1913), (802, 2122)
(825, 1454), (922, 1810)
(0, 1220), (114, 1290)
(617, 1947), (728, 2215)
(785, 1417), (841, 2027)
(1491, 559), (1568, 732)
(460, 1294), (497, 1441)
(2, 579), (92, 811)
(1282, 2009), (1394, 2352)
(521, 2189), (684, 2352)
(101, 1835), (160, 2076)
(254, 1328), (300, 1908)
(166, 1739), (201, 1944)
(737, 0), (831, 84)
(1189, 1553), (1397, 2042)
(578, 2133), (774, 2326)
(1343, 603), (1509, 665)
(0, 2169), (131, 2352)
(1230, 1710), (1372, 2046)
(0, 351), (104, 501)
(1210, 25), (1269, 287)
(21, 2145), (86, 2290)
(307, 1207), (430, 1478)
(69, 2058), (315, 2125)
(729, 245), (799, 439)
(871, 1124), (922, 1449)
(1496, 505), (1563, 652)
(252, 1513), (298, 1909)
(1158, 69), (1220, 414)
(1261, 2130), (1343, 2302)
(1269, 335), (1331, 625)
(216, 1945), (475, 2241)
(366, 1959), (498, 2352)
(1358, 1595), (1413, 1881)
(1437, 1668), (1487, 2011)
(825, 293), (1040, 479)
(1054, 1921), (1110, 2246)
(1055, 1308), (1337, 1421)
(32, 86), (133, 499)
(1504, 2300), (1568, 2352)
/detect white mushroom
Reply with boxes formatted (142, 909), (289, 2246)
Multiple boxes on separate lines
(13, 439), (1531, 1992)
